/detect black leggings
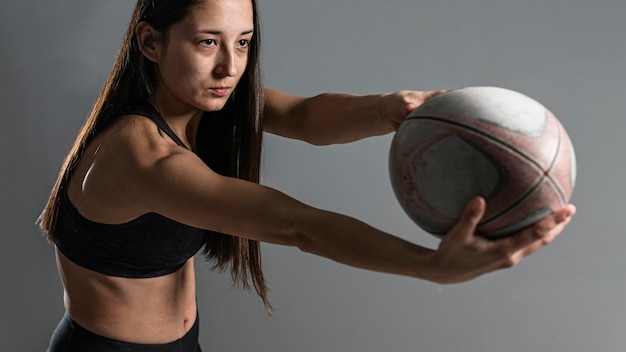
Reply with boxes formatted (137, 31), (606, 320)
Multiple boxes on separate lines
(46, 312), (202, 352)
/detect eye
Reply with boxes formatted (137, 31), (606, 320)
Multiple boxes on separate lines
(237, 39), (250, 48)
(200, 39), (217, 47)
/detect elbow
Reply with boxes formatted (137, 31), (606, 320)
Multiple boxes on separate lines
(297, 123), (341, 146)
(303, 136), (333, 147)
(290, 101), (336, 146)
(288, 124), (334, 147)
(267, 205), (322, 254)
(292, 233), (319, 255)
(267, 227), (319, 255)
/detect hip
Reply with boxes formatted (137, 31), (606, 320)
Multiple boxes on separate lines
(46, 312), (202, 352)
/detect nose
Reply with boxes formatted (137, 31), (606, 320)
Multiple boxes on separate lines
(214, 46), (237, 77)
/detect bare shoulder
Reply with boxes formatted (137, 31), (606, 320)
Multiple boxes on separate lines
(69, 114), (190, 221)
(108, 114), (182, 161)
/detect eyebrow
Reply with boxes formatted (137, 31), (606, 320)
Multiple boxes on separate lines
(196, 29), (254, 35)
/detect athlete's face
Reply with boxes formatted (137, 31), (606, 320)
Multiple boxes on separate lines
(152, 0), (254, 112)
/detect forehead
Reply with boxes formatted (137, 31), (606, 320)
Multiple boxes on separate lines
(181, 0), (254, 32)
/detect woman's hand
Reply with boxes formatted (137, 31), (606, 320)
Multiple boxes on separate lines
(424, 197), (576, 284)
(381, 90), (448, 130)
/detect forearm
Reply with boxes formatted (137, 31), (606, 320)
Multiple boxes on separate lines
(288, 205), (436, 280)
(264, 88), (394, 146)
(296, 93), (394, 145)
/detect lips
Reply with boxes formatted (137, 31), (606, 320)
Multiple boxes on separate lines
(209, 87), (231, 97)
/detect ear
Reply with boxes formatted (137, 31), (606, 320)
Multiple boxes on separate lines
(135, 21), (162, 63)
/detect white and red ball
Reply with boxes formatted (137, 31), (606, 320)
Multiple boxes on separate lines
(389, 86), (576, 238)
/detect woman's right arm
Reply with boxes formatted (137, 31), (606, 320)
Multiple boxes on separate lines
(114, 139), (575, 284)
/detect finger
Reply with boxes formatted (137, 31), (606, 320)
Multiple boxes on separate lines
(502, 206), (575, 253)
(405, 104), (418, 116)
(447, 196), (486, 242)
(426, 89), (449, 99)
(513, 209), (574, 259)
(405, 90), (448, 115)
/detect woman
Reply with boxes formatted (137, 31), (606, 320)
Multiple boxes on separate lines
(40, 0), (575, 350)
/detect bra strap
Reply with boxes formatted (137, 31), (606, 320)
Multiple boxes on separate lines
(124, 101), (189, 150)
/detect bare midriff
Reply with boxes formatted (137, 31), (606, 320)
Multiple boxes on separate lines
(56, 249), (198, 344)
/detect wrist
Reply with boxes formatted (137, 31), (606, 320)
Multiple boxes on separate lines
(376, 93), (399, 132)
(405, 247), (443, 283)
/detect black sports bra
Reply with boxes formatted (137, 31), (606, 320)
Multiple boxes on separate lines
(54, 102), (207, 278)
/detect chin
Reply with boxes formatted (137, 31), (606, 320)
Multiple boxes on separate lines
(199, 98), (230, 112)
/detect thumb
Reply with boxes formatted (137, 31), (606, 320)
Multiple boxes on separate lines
(447, 196), (486, 241)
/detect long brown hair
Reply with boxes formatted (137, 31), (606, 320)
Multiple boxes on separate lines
(38, 0), (270, 310)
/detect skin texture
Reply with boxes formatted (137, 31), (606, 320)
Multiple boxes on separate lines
(57, 0), (575, 344)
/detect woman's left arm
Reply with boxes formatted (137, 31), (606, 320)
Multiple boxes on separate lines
(263, 87), (446, 145)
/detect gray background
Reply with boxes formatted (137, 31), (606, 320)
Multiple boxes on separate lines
(2, 0), (624, 351)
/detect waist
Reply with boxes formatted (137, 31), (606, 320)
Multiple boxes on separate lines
(51, 311), (200, 351)
(57, 249), (199, 344)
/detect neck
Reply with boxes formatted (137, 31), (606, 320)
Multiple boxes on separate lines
(149, 94), (203, 148)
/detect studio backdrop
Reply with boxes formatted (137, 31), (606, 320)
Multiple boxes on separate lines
(1, 0), (624, 351)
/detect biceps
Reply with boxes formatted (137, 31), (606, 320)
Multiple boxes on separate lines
(191, 177), (301, 240)
(138, 153), (309, 243)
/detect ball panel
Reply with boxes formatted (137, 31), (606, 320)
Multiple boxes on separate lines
(407, 107), (562, 173)
(567, 138), (577, 190)
(417, 134), (502, 218)
(481, 207), (552, 237)
(543, 117), (576, 203)
(456, 133), (548, 224)
(408, 87), (548, 137)
(389, 121), (460, 234)
(479, 176), (567, 236)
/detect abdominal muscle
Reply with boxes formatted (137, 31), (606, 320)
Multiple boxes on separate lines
(56, 249), (198, 344)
